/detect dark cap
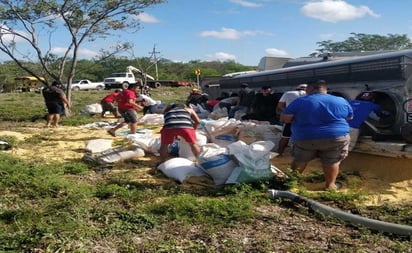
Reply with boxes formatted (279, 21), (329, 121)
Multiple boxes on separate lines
(262, 86), (271, 90)
(241, 83), (249, 88)
(52, 80), (62, 86)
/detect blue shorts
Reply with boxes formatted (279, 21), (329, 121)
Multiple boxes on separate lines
(46, 102), (64, 114)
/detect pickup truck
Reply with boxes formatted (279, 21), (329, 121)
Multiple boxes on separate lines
(71, 79), (104, 91)
(104, 66), (195, 89)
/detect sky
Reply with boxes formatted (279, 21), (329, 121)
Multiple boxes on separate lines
(4, 0), (412, 66)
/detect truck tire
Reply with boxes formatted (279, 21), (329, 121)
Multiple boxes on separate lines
(96, 85), (103, 90)
(122, 82), (129, 89)
(73, 86), (80, 91)
(154, 82), (161, 88)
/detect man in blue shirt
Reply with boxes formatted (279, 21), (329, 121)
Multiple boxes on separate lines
(348, 92), (389, 151)
(281, 80), (353, 190)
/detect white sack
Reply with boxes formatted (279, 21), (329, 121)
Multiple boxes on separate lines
(226, 140), (275, 184)
(83, 145), (145, 164)
(236, 122), (282, 146)
(211, 133), (237, 147)
(81, 103), (103, 114)
(157, 157), (208, 183)
(137, 114), (164, 125)
(178, 131), (208, 160)
(85, 139), (113, 153)
(197, 143), (236, 185)
(128, 135), (161, 155)
(203, 118), (239, 146)
(209, 107), (228, 120)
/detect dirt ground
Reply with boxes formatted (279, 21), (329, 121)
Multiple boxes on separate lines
(1, 120), (412, 251)
(2, 120), (411, 207)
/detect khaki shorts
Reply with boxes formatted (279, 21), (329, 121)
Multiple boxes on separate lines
(291, 135), (350, 165)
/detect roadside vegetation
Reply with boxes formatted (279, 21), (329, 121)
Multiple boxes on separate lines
(0, 87), (411, 252)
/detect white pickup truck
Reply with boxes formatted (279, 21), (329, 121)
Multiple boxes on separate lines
(71, 79), (104, 91)
(103, 66), (193, 89)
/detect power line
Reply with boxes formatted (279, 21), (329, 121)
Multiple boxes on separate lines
(149, 44), (160, 80)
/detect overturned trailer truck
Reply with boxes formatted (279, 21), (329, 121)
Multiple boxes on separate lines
(202, 50), (412, 152)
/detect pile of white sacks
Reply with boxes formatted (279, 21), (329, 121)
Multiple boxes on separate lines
(83, 112), (285, 185)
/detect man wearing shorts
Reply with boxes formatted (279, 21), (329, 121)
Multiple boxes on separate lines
(101, 89), (121, 118)
(276, 84), (307, 155)
(159, 103), (201, 163)
(280, 80), (353, 190)
(42, 80), (70, 128)
(107, 83), (143, 136)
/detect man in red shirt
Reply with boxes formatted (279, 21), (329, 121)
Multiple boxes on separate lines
(101, 89), (121, 118)
(107, 83), (143, 136)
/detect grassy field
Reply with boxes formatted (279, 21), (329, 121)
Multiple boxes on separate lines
(0, 87), (411, 252)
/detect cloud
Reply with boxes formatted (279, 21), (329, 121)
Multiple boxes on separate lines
(200, 27), (273, 40)
(51, 47), (98, 58)
(0, 25), (26, 43)
(265, 48), (289, 57)
(229, 0), (262, 8)
(301, 0), (380, 23)
(207, 52), (237, 61)
(134, 12), (160, 23)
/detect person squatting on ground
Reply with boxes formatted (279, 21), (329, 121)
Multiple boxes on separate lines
(228, 83), (255, 119)
(276, 84), (307, 156)
(280, 80), (353, 190)
(158, 103), (201, 164)
(136, 92), (158, 115)
(107, 83), (143, 136)
(101, 89), (121, 118)
(242, 85), (281, 124)
(186, 88), (209, 109)
(42, 80), (71, 128)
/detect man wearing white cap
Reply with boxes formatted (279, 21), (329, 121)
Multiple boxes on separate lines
(276, 84), (307, 155)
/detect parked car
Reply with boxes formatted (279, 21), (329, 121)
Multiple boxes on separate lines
(70, 79), (104, 91)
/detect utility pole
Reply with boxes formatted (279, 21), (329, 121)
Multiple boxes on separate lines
(149, 45), (160, 80)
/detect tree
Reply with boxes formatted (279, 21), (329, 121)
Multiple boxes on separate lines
(0, 0), (165, 105)
(316, 33), (412, 54)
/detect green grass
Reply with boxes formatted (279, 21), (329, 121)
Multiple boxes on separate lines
(0, 86), (191, 125)
(0, 88), (411, 252)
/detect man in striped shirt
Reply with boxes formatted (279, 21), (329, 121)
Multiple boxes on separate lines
(159, 103), (201, 163)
